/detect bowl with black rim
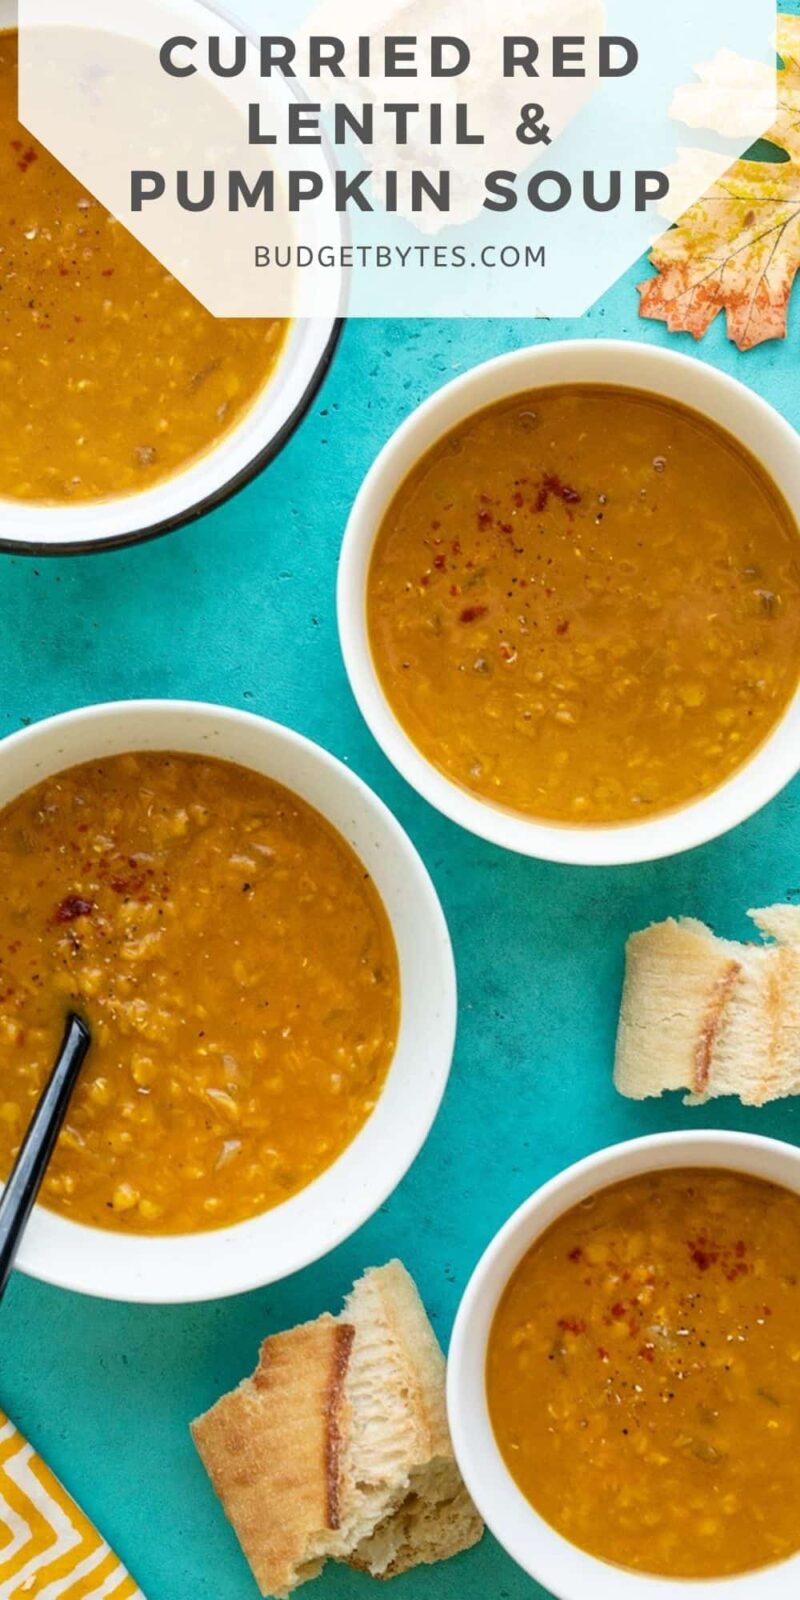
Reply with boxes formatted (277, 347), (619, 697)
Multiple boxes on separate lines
(0, 0), (344, 556)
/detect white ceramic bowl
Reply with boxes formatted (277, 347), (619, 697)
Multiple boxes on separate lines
(0, 0), (342, 555)
(338, 341), (800, 866)
(0, 314), (341, 557)
(448, 1130), (800, 1600)
(0, 701), (456, 1302)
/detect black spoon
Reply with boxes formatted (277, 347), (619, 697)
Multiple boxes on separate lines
(0, 1012), (91, 1302)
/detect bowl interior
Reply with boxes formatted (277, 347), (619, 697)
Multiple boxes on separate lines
(0, 702), (455, 1301)
(447, 1131), (800, 1600)
(338, 341), (800, 865)
(0, 316), (340, 553)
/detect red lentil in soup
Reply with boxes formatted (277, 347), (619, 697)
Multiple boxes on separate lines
(0, 752), (399, 1233)
(487, 1168), (800, 1578)
(0, 30), (285, 503)
(367, 387), (800, 824)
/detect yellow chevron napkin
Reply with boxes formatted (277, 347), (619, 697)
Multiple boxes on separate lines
(0, 1411), (144, 1599)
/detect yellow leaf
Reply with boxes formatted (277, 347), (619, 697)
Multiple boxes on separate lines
(639, 15), (800, 350)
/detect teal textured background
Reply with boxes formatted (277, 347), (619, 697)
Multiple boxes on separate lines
(2, 252), (800, 1596)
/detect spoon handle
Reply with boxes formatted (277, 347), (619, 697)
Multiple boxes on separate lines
(0, 1013), (91, 1302)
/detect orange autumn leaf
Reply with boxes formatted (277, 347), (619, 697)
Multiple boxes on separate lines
(639, 16), (800, 350)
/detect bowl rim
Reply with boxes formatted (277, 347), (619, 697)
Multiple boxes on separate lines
(0, 317), (344, 559)
(446, 1129), (800, 1600)
(337, 338), (800, 866)
(0, 698), (456, 1302)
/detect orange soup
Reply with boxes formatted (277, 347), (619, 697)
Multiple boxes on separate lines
(0, 30), (285, 502)
(487, 1168), (800, 1578)
(367, 387), (800, 824)
(0, 753), (399, 1233)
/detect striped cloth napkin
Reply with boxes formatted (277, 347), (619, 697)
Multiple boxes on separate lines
(0, 1411), (145, 1599)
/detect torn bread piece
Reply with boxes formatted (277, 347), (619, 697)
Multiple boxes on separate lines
(341, 1261), (480, 1580)
(191, 1262), (483, 1597)
(614, 905), (800, 1105)
(190, 1315), (353, 1596)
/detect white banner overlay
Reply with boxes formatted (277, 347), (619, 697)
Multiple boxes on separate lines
(18, 0), (777, 317)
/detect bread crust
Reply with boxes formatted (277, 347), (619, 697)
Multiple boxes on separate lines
(191, 1316), (354, 1597)
(693, 959), (741, 1095)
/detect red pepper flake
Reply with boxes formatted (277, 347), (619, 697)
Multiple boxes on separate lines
(689, 1243), (718, 1271)
(638, 1343), (656, 1363)
(54, 894), (93, 923)
(431, 519), (441, 531)
(433, 554), (446, 570)
(419, 574), (430, 588)
(477, 507), (493, 528)
(556, 619), (570, 636)
(109, 873), (151, 899)
(554, 476), (581, 504)
(597, 1346), (609, 1361)
(459, 604), (488, 624)
(610, 1302), (626, 1320)
(512, 490), (524, 508)
(558, 1317), (586, 1335)
(536, 473), (582, 512)
(567, 1246), (583, 1262)
(449, 583), (462, 598)
(451, 539), (461, 556)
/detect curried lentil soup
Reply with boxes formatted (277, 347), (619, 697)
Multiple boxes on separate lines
(487, 1168), (800, 1579)
(0, 30), (285, 503)
(0, 753), (399, 1233)
(367, 387), (800, 824)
